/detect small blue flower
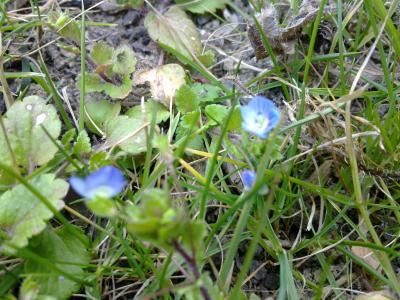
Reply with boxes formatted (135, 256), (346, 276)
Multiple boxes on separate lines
(242, 169), (256, 190)
(240, 96), (280, 139)
(69, 166), (126, 199)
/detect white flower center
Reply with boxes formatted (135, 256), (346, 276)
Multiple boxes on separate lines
(93, 186), (114, 198)
(249, 112), (269, 132)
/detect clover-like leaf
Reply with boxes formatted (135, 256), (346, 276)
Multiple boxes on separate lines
(0, 174), (68, 254)
(112, 44), (137, 75)
(0, 96), (61, 172)
(135, 64), (186, 107)
(126, 100), (170, 124)
(103, 115), (147, 155)
(144, 6), (201, 60)
(90, 41), (113, 65)
(175, 0), (228, 14)
(22, 227), (90, 300)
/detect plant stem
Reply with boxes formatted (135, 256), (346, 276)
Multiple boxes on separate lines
(172, 240), (211, 300)
(79, 2), (86, 132)
(0, 33), (14, 109)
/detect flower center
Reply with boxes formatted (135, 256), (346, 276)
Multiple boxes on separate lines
(253, 112), (269, 131)
(93, 186), (114, 198)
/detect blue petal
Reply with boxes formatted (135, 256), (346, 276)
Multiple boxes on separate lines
(69, 177), (91, 198)
(242, 169), (256, 190)
(69, 166), (126, 199)
(240, 96), (281, 139)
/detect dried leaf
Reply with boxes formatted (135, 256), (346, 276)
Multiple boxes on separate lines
(351, 246), (380, 270)
(135, 64), (186, 107)
(248, 0), (332, 59)
(355, 292), (393, 300)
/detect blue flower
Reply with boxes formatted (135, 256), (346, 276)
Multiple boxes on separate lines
(240, 96), (280, 139)
(242, 169), (256, 190)
(69, 166), (126, 199)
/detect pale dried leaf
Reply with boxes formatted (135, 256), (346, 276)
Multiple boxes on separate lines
(355, 292), (393, 300)
(135, 64), (186, 107)
(351, 246), (380, 270)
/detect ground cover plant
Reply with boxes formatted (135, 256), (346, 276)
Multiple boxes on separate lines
(1, 0), (400, 299)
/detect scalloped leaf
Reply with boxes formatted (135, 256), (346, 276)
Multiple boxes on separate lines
(144, 6), (201, 60)
(174, 0), (228, 14)
(0, 96), (61, 175)
(104, 74), (133, 99)
(90, 41), (113, 65)
(22, 227), (90, 300)
(77, 73), (104, 93)
(0, 174), (68, 254)
(73, 130), (91, 155)
(112, 44), (136, 75)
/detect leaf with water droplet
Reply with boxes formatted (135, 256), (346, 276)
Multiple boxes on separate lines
(0, 96), (61, 182)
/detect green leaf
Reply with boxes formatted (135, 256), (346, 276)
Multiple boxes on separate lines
(88, 152), (111, 171)
(116, 0), (144, 8)
(49, 12), (81, 42)
(23, 227), (90, 300)
(0, 96), (61, 170)
(144, 6), (201, 60)
(73, 130), (91, 155)
(19, 277), (40, 300)
(204, 104), (241, 131)
(181, 111), (200, 129)
(85, 100), (121, 135)
(103, 74), (133, 99)
(198, 50), (215, 67)
(126, 100), (170, 124)
(112, 45), (136, 75)
(78, 73), (104, 93)
(90, 41), (113, 65)
(104, 116), (147, 155)
(61, 128), (76, 150)
(86, 196), (117, 217)
(176, 112), (203, 152)
(0, 174), (68, 254)
(191, 83), (222, 103)
(175, 85), (199, 114)
(174, 0), (228, 14)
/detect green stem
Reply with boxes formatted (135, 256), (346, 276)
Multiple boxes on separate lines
(79, 2), (86, 132)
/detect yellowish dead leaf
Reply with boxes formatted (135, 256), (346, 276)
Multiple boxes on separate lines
(135, 64), (186, 107)
(355, 292), (393, 300)
(351, 246), (380, 270)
